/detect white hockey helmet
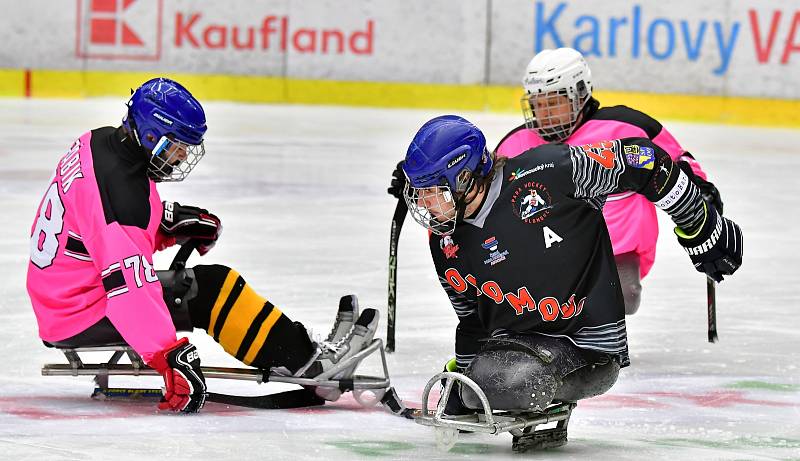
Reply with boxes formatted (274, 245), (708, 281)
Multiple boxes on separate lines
(521, 48), (593, 142)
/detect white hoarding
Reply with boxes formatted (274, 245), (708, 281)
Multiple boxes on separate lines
(0, 0), (798, 98)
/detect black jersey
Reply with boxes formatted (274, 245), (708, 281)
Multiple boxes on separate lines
(430, 138), (705, 369)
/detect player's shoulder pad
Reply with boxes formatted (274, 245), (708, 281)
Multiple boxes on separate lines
(91, 126), (117, 136)
(593, 105), (663, 139)
(493, 122), (528, 152)
(516, 142), (572, 166)
(508, 143), (574, 182)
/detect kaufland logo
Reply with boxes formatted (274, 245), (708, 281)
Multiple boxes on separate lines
(76, 0), (163, 60)
(174, 14), (374, 54)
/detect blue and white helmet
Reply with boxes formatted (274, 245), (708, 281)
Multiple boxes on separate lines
(123, 78), (207, 182)
(402, 115), (492, 235)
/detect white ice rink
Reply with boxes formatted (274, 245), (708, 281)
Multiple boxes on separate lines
(1, 98), (798, 460)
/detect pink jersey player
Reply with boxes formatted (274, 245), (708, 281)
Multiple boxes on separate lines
(28, 78), (214, 413)
(28, 131), (179, 359)
(496, 48), (723, 315)
(28, 78), (381, 414)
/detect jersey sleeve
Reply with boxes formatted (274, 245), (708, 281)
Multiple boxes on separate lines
(593, 105), (709, 181)
(77, 199), (176, 362)
(429, 234), (485, 370)
(650, 123), (684, 159)
(494, 123), (545, 158)
(649, 124), (709, 181)
(437, 272), (483, 370)
(454, 311), (484, 370)
(569, 137), (707, 236)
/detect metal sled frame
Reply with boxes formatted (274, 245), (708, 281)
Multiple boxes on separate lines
(42, 339), (392, 395)
(414, 371), (576, 451)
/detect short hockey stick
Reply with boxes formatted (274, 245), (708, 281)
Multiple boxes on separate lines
(170, 240), (197, 270)
(707, 277), (718, 343)
(386, 199), (408, 353)
(207, 389), (324, 409)
(92, 387), (325, 410)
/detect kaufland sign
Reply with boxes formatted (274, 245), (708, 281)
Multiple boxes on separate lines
(46, 0), (800, 98)
(174, 14), (374, 54)
(75, 0), (374, 61)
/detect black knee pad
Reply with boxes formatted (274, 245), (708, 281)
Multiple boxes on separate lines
(556, 356), (620, 402)
(461, 334), (602, 411)
(156, 268), (197, 331)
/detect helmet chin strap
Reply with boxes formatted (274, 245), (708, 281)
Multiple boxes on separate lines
(454, 176), (487, 223)
(124, 102), (144, 148)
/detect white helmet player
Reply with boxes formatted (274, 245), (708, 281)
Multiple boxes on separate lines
(521, 48), (593, 142)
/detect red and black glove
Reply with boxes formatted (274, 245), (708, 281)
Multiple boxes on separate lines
(147, 337), (207, 413)
(161, 201), (222, 255)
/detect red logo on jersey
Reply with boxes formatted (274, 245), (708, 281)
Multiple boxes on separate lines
(443, 268), (586, 321)
(440, 235), (459, 259)
(579, 141), (616, 169)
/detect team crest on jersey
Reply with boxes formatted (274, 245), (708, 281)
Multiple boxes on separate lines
(511, 181), (553, 224)
(623, 145), (655, 170)
(481, 236), (509, 266)
(440, 235), (460, 259)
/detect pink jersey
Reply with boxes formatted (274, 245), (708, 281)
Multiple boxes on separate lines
(496, 105), (707, 278)
(27, 127), (176, 362)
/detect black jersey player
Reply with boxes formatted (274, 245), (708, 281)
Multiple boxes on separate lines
(398, 115), (742, 421)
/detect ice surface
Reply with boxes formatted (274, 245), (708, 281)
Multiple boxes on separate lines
(0, 98), (798, 460)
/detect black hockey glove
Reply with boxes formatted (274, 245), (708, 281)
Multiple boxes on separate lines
(678, 160), (724, 214)
(147, 337), (207, 413)
(676, 203), (742, 282)
(161, 201), (222, 255)
(387, 160), (406, 200)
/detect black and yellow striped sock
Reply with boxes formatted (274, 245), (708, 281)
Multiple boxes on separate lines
(187, 264), (315, 372)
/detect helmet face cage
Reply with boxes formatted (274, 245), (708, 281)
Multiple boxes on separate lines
(521, 81), (590, 142)
(403, 181), (459, 236)
(403, 167), (476, 236)
(147, 136), (206, 182)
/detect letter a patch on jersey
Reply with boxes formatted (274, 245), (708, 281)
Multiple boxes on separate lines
(543, 226), (563, 248)
(579, 141), (615, 169)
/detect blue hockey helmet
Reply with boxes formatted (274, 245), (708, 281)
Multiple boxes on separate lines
(402, 115), (493, 235)
(122, 78), (207, 182)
